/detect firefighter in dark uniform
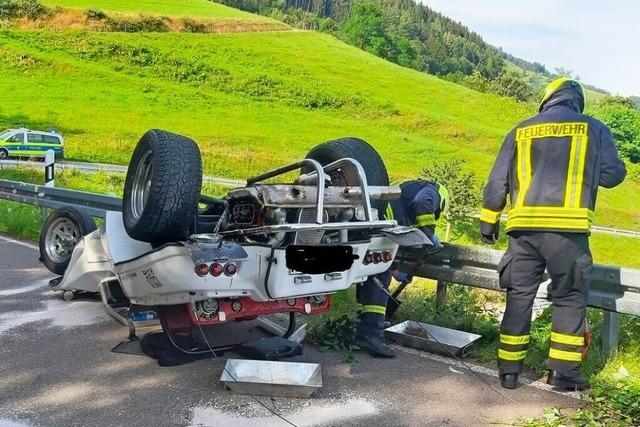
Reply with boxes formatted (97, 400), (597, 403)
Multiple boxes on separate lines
(480, 78), (626, 390)
(355, 180), (449, 357)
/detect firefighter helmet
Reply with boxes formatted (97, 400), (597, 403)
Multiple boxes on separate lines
(540, 78), (585, 113)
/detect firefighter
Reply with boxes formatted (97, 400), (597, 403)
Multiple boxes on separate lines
(355, 179), (449, 357)
(480, 78), (626, 390)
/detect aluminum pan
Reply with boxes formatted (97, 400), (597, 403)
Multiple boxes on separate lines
(220, 359), (322, 398)
(385, 320), (481, 357)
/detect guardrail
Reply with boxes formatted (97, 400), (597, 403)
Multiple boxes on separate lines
(394, 244), (640, 357)
(1, 177), (638, 357)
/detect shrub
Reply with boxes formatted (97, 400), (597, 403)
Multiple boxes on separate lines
(419, 158), (482, 227)
(0, 0), (18, 19)
(181, 17), (206, 33)
(17, 0), (46, 19)
(85, 8), (106, 20)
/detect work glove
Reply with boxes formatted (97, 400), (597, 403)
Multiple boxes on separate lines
(392, 270), (412, 284)
(480, 221), (499, 245)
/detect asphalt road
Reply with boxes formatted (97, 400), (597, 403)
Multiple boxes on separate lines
(0, 235), (579, 427)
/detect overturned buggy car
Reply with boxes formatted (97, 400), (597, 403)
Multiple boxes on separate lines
(39, 130), (428, 349)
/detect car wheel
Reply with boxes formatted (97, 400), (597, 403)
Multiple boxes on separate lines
(122, 129), (202, 244)
(305, 137), (390, 214)
(0, 149), (8, 160)
(39, 208), (97, 275)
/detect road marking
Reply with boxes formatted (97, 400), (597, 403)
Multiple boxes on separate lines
(0, 235), (38, 251)
(391, 345), (583, 400)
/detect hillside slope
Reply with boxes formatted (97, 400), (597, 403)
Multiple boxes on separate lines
(0, 6), (637, 230)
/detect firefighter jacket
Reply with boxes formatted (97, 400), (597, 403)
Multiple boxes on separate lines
(481, 98), (626, 234)
(384, 180), (447, 238)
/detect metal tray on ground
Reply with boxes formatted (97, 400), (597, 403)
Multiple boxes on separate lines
(220, 359), (322, 398)
(385, 320), (481, 357)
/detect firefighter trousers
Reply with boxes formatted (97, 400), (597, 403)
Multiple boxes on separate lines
(356, 270), (392, 337)
(497, 231), (593, 377)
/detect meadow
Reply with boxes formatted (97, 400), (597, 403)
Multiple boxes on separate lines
(0, 28), (638, 230)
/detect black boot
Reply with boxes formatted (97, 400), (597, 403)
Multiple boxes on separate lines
(547, 370), (587, 391)
(356, 312), (395, 358)
(355, 333), (396, 358)
(500, 373), (519, 389)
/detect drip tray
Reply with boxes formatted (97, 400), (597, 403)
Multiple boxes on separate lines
(220, 359), (322, 398)
(385, 320), (481, 357)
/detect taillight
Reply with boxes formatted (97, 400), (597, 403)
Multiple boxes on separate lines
(210, 262), (223, 277)
(363, 252), (373, 265)
(195, 263), (209, 277)
(223, 263), (237, 276)
(372, 252), (383, 264)
(382, 251), (393, 263)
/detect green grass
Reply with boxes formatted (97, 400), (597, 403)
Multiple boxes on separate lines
(39, 0), (269, 20)
(0, 29), (637, 229)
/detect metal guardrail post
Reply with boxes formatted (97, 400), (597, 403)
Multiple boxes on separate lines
(602, 310), (620, 358)
(40, 150), (56, 221)
(436, 281), (448, 309)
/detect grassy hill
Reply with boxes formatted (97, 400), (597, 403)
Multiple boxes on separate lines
(0, 0), (638, 233)
(39, 0), (270, 19)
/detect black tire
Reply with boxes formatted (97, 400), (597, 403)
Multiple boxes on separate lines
(305, 137), (390, 213)
(123, 129), (202, 244)
(0, 148), (8, 160)
(39, 208), (97, 275)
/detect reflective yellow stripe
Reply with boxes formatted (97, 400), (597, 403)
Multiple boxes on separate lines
(508, 206), (594, 218)
(506, 217), (591, 232)
(515, 138), (532, 207)
(438, 184), (449, 214)
(500, 334), (530, 345)
(362, 305), (386, 315)
(516, 122), (588, 140)
(549, 348), (582, 362)
(573, 134), (588, 207)
(498, 348), (527, 361)
(415, 213), (436, 227)
(550, 332), (584, 346)
(385, 203), (395, 221)
(480, 208), (502, 224)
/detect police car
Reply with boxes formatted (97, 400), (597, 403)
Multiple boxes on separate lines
(0, 128), (64, 160)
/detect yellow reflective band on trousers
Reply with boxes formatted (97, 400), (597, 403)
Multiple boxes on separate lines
(480, 208), (502, 224)
(549, 348), (583, 362)
(362, 305), (386, 315)
(550, 332), (585, 346)
(415, 213), (436, 227)
(498, 348), (527, 361)
(500, 334), (530, 345)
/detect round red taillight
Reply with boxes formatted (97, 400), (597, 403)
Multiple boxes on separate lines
(223, 263), (237, 276)
(372, 252), (383, 264)
(363, 252), (373, 265)
(210, 262), (223, 277)
(382, 251), (393, 263)
(195, 263), (209, 277)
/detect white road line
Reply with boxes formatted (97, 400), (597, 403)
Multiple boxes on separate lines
(0, 235), (38, 251)
(391, 344), (584, 400)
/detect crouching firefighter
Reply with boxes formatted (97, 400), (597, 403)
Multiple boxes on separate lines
(480, 78), (626, 390)
(355, 179), (449, 357)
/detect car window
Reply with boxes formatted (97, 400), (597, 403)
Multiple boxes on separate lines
(0, 131), (11, 140)
(8, 133), (24, 142)
(43, 135), (61, 144)
(28, 133), (45, 143)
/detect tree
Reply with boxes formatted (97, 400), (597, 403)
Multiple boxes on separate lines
(594, 103), (640, 163)
(491, 69), (532, 102)
(419, 158), (482, 228)
(341, 1), (392, 58)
